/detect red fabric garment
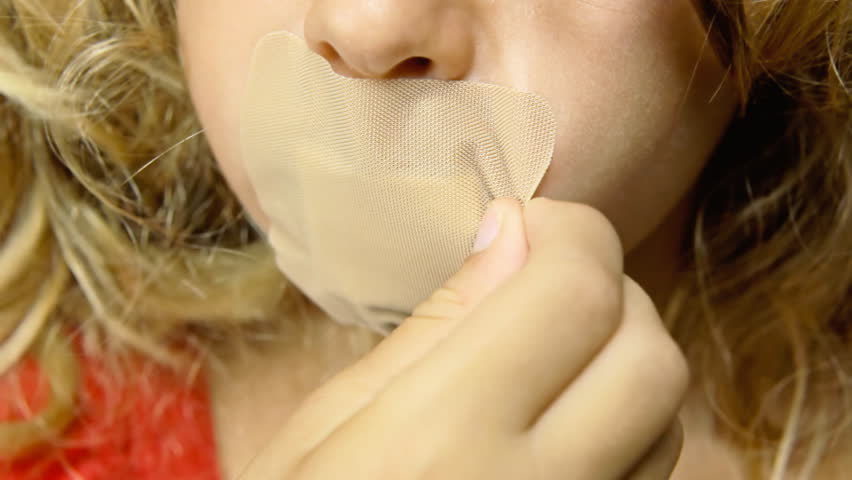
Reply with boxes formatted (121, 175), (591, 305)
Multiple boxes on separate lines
(0, 342), (222, 480)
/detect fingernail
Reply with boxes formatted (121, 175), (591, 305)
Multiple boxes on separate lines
(472, 202), (502, 254)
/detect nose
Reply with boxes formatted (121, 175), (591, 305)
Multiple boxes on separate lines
(303, 0), (476, 80)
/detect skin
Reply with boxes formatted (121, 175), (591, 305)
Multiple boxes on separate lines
(177, 0), (739, 478)
(229, 198), (691, 479)
(177, 0), (736, 257)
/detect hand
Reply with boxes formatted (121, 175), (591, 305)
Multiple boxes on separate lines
(240, 198), (689, 480)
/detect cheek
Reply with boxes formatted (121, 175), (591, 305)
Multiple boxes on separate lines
(178, 0), (734, 251)
(183, 58), (269, 229)
(178, 1), (295, 230)
(179, 1), (316, 229)
(531, 0), (735, 250)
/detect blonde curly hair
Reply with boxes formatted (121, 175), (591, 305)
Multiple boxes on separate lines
(0, 0), (849, 477)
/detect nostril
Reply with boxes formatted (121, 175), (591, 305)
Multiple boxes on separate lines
(386, 56), (432, 78)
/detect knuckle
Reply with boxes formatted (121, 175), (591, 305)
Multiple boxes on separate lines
(538, 260), (623, 342)
(528, 198), (620, 245)
(566, 202), (619, 238)
(638, 335), (691, 401)
(425, 286), (466, 310)
(549, 261), (623, 331)
(527, 199), (624, 270)
(660, 339), (691, 396)
(410, 287), (468, 321)
(569, 204), (624, 262)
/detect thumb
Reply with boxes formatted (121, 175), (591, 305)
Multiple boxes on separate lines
(353, 197), (528, 374)
(240, 199), (530, 476)
(409, 197), (529, 324)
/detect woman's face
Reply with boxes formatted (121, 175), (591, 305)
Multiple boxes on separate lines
(178, 0), (737, 252)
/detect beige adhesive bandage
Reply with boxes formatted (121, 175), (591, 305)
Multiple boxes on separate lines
(240, 31), (557, 335)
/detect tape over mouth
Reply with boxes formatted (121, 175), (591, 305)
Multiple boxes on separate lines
(240, 30), (557, 334)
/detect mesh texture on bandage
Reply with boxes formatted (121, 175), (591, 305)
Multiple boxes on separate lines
(241, 31), (557, 334)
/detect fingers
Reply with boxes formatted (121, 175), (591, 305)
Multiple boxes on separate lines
(623, 419), (684, 480)
(410, 197), (530, 324)
(328, 197), (528, 405)
(526, 277), (690, 479)
(523, 198), (624, 276)
(246, 198), (528, 475)
(368, 198), (627, 431)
